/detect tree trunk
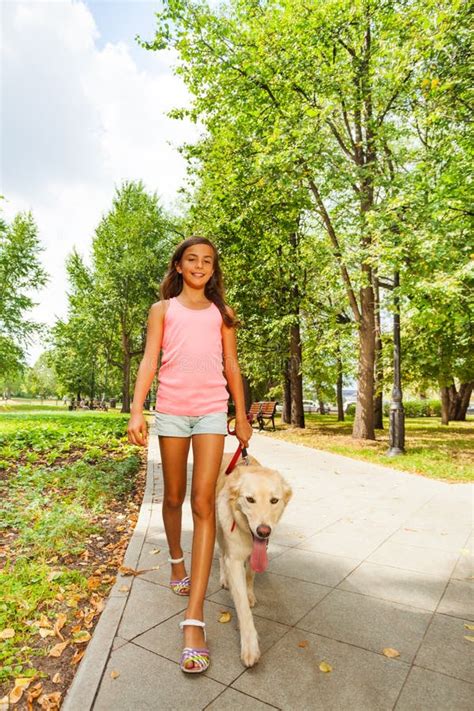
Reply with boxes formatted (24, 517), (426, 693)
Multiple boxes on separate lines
(289, 322), (305, 427)
(336, 356), (344, 422)
(440, 385), (450, 425)
(353, 283), (376, 439)
(449, 381), (474, 421)
(242, 374), (252, 413)
(281, 359), (291, 424)
(373, 277), (384, 429)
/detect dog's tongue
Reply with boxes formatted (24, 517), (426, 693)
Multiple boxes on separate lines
(250, 536), (268, 573)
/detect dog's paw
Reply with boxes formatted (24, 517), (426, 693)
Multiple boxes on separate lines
(247, 591), (257, 607)
(219, 576), (229, 589)
(241, 632), (260, 667)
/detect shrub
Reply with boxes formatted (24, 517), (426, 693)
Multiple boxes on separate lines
(383, 399), (441, 417)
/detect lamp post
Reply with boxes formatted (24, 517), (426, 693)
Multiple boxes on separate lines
(388, 270), (405, 455)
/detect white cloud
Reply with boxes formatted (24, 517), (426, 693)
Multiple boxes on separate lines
(1, 0), (199, 366)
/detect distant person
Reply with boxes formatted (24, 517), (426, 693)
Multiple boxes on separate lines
(128, 236), (252, 674)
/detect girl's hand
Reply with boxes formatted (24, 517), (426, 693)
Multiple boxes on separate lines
(128, 412), (148, 447)
(235, 416), (253, 449)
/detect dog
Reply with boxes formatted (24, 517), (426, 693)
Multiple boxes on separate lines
(216, 452), (292, 667)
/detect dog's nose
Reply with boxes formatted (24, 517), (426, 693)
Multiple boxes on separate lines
(256, 524), (271, 538)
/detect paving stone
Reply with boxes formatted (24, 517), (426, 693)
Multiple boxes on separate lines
(297, 588), (432, 662)
(437, 579), (474, 620)
(92, 641), (224, 710)
(395, 666), (474, 711)
(205, 688), (278, 710)
(296, 522), (394, 561)
(367, 540), (459, 577)
(414, 613), (474, 684)
(209, 572), (330, 626)
(388, 526), (471, 553)
(268, 547), (360, 587)
(134, 599), (290, 686)
(338, 561), (447, 611)
(232, 627), (409, 711)
(116, 577), (187, 640)
(451, 535), (474, 582)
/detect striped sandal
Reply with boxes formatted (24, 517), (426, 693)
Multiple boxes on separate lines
(168, 556), (190, 596)
(179, 619), (210, 674)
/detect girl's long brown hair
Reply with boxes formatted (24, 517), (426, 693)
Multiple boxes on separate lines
(159, 236), (239, 328)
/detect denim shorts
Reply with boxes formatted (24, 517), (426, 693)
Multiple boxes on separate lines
(154, 411), (228, 437)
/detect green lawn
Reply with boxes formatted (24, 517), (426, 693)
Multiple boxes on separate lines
(0, 409), (143, 700)
(260, 414), (474, 482)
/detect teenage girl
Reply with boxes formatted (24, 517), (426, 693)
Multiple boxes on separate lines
(127, 236), (253, 674)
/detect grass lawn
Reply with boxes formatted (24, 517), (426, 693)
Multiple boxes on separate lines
(0, 408), (144, 707)
(260, 414), (474, 483)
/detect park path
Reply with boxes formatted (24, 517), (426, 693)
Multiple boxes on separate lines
(63, 420), (473, 710)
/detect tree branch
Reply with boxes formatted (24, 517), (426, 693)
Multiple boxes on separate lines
(307, 177), (361, 322)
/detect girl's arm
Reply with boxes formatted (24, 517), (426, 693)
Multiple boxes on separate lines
(222, 307), (253, 448)
(128, 301), (164, 446)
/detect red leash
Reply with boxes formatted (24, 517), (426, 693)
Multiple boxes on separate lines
(225, 413), (253, 532)
(225, 414), (252, 475)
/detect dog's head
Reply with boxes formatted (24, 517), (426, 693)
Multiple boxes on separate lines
(228, 464), (292, 543)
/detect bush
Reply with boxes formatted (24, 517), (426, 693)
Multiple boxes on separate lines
(383, 399), (441, 417)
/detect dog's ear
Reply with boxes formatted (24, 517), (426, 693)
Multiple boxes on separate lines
(282, 481), (293, 504)
(227, 472), (241, 502)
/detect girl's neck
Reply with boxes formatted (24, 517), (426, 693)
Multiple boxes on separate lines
(177, 285), (211, 307)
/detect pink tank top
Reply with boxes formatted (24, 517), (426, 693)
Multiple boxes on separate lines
(155, 296), (229, 416)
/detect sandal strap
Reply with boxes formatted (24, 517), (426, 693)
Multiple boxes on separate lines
(179, 618), (206, 629)
(168, 556), (184, 564)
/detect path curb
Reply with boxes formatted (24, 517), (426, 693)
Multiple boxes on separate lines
(62, 423), (156, 711)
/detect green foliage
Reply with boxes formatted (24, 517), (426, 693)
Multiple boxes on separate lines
(0, 409), (141, 684)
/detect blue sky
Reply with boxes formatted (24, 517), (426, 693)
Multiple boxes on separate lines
(2, 0), (200, 365)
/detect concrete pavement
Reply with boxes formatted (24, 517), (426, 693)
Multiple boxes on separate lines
(63, 421), (473, 710)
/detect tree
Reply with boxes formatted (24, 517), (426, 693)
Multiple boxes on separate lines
(144, 0), (433, 439)
(0, 208), (48, 378)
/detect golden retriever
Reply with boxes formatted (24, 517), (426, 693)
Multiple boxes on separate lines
(216, 452), (293, 667)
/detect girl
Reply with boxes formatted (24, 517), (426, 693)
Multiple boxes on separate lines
(127, 236), (252, 674)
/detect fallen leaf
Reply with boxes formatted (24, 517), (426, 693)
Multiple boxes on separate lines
(110, 670), (120, 679)
(298, 640), (309, 648)
(71, 648), (85, 664)
(119, 585), (130, 592)
(150, 548), (161, 555)
(73, 630), (91, 644)
(463, 635), (474, 642)
(14, 678), (33, 689)
(54, 612), (68, 639)
(219, 611), (232, 623)
(319, 661), (332, 673)
(52, 673), (61, 683)
(9, 685), (25, 704)
(87, 576), (102, 590)
(383, 648), (400, 658)
(49, 640), (69, 658)
(464, 623), (474, 631)
(39, 628), (56, 638)
(118, 566), (137, 576)
(0, 628), (15, 639)
(26, 682), (43, 700)
(38, 691), (61, 709)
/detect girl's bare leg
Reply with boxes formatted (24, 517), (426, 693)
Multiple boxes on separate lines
(183, 433), (225, 651)
(158, 436), (190, 583)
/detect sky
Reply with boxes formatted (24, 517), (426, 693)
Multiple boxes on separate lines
(1, 0), (201, 366)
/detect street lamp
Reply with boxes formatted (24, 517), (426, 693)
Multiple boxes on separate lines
(388, 270), (405, 455)
(379, 271), (405, 456)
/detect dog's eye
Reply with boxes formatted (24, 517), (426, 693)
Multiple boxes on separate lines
(246, 497), (255, 504)
(270, 498), (279, 504)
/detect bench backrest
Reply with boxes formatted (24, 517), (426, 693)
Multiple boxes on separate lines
(248, 401), (277, 417)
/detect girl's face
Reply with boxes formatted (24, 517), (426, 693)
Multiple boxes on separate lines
(176, 244), (215, 288)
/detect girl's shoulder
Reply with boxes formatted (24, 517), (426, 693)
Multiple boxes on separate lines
(149, 298), (173, 321)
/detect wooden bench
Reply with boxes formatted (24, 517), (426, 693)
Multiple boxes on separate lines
(249, 401), (277, 431)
